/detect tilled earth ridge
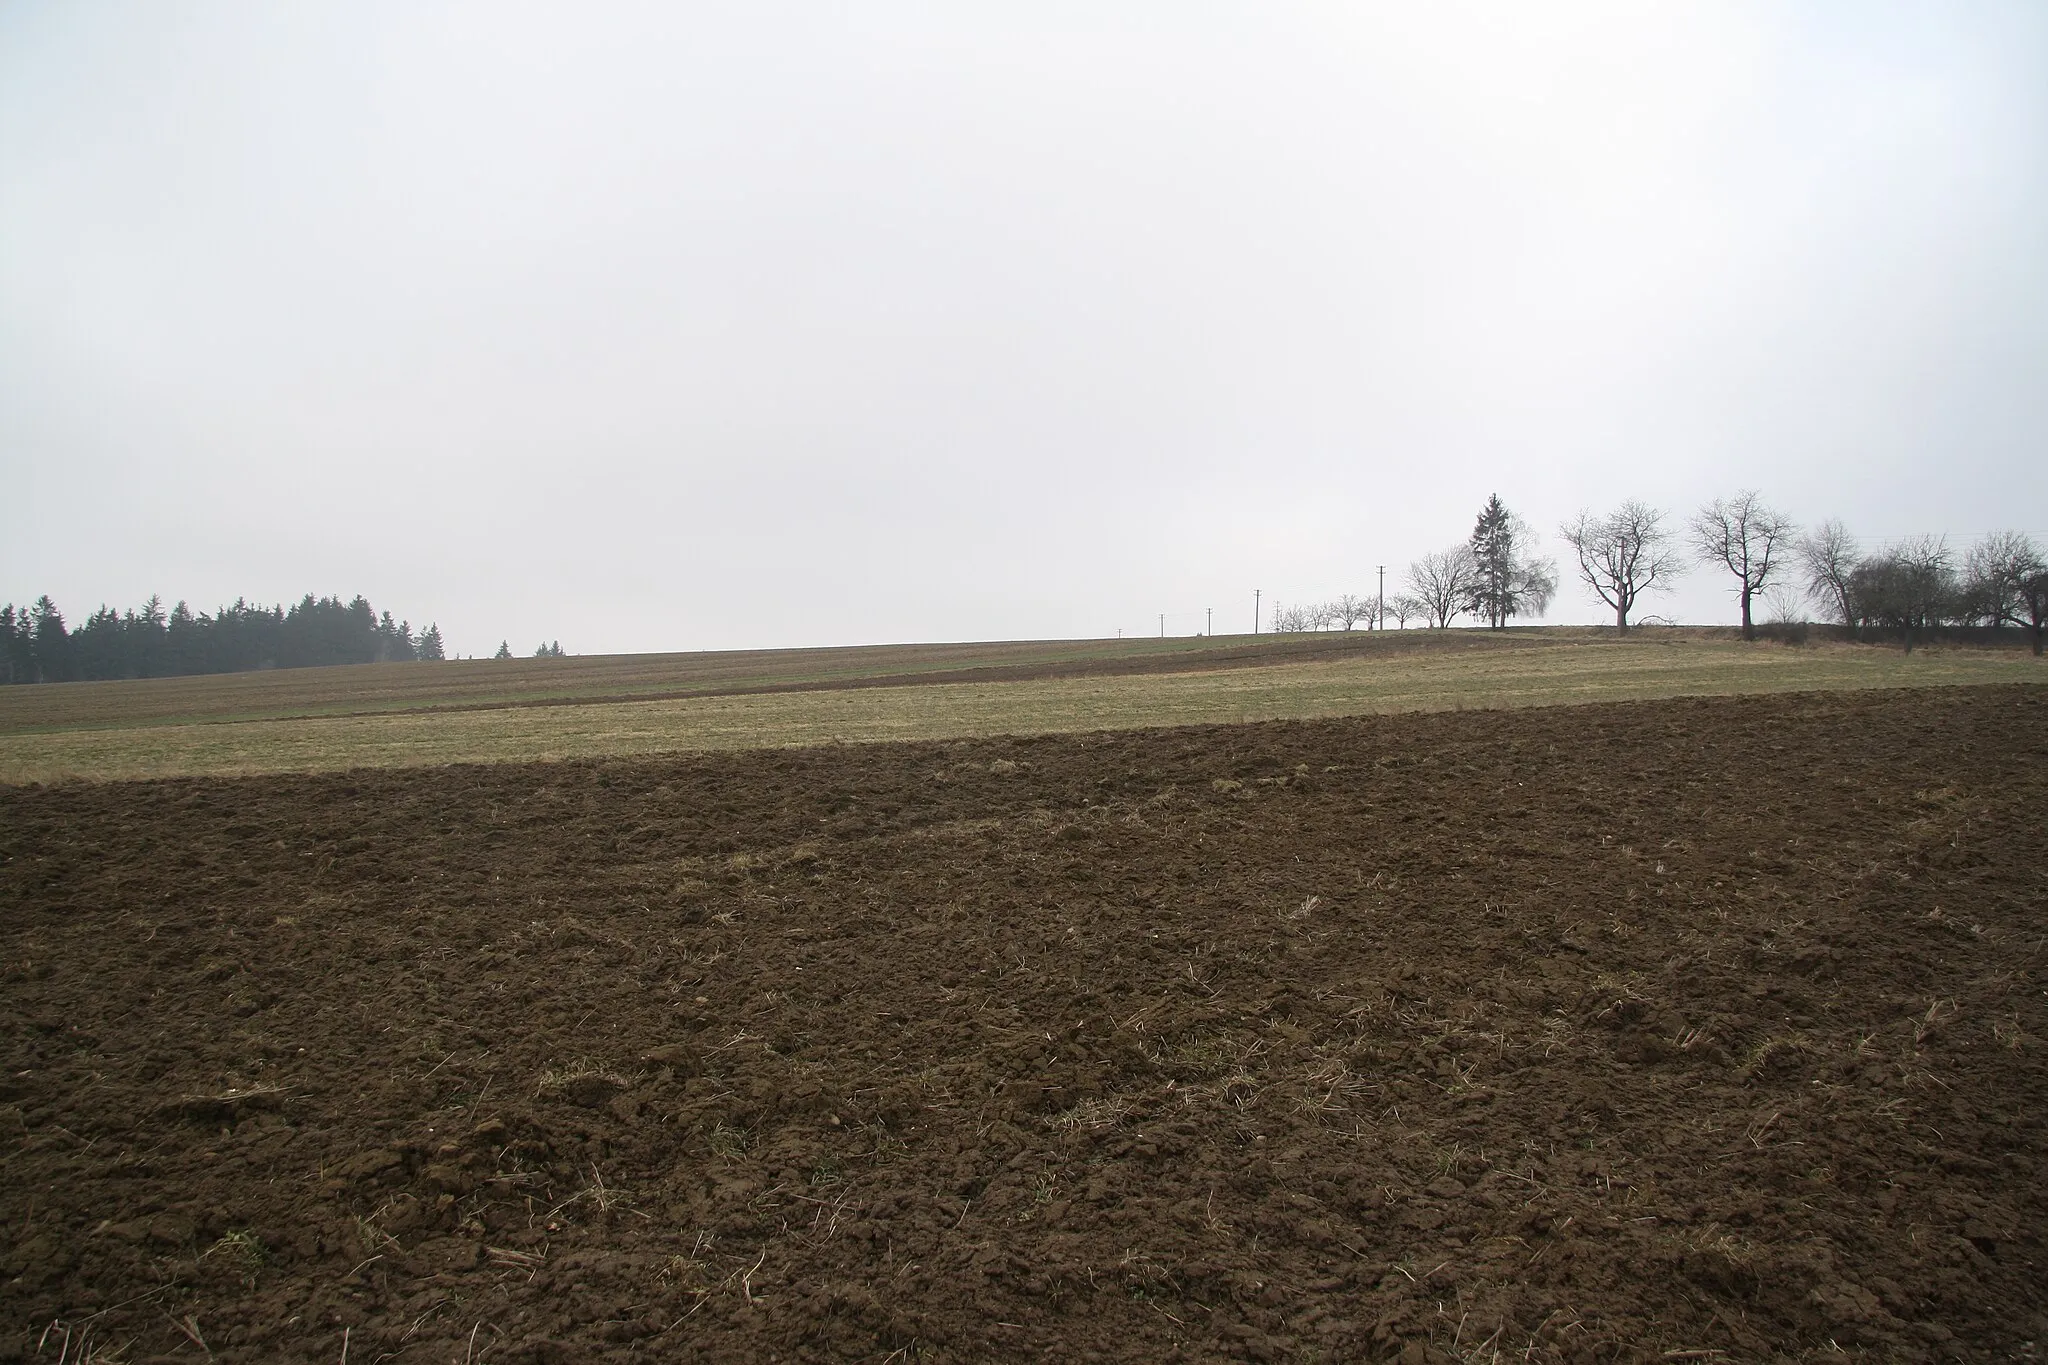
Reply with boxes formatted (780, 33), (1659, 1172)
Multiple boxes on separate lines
(0, 685), (2043, 1364)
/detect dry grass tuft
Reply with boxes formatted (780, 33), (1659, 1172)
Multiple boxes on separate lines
(534, 1061), (630, 1105)
(707, 1121), (752, 1161)
(1159, 1031), (1251, 1079)
(1047, 1097), (1131, 1131)
(544, 1163), (641, 1222)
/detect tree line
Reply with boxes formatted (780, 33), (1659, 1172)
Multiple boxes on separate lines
(1544, 493), (2046, 653)
(1270, 494), (1560, 637)
(1272, 493), (2047, 655)
(0, 593), (446, 684)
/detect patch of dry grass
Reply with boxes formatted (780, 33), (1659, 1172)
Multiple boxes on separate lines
(0, 631), (1394, 732)
(0, 636), (2038, 783)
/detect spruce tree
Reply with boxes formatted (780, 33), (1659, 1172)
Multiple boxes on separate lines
(31, 596), (69, 681)
(1462, 496), (1558, 629)
(1468, 496), (1515, 628)
(0, 605), (28, 684)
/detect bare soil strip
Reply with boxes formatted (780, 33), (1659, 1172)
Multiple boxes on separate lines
(2, 686), (2043, 1362)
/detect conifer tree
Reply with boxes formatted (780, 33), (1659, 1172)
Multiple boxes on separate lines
(1462, 496), (1557, 628)
(0, 605), (29, 683)
(31, 596), (69, 681)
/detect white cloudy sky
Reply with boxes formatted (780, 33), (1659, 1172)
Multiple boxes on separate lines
(3, 2), (2044, 654)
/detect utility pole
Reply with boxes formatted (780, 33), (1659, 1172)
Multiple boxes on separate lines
(1206, 606), (1212, 636)
(1159, 613), (1165, 638)
(1254, 589), (1261, 634)
(1377, 565), (1385, 631)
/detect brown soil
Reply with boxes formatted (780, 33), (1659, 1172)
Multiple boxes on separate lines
(2, 686), (2043, 1363)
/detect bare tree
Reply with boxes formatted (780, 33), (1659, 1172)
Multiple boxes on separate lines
(1270, 602), (1318, 634)
(1385, 594), (1422, 629)
(1405, 546), (1477, 629)
(1559, 501), (1681, 632)
(1760, 586), (1806, 625)
(1965, 531), (2048, 655)
(1851, 536), (1954, 652)
(1690, 491), (1796, 641)
(2025, 566), (2048, 658)
(1796, 519), (1860, 637)
(1331, 594), (1373, 631)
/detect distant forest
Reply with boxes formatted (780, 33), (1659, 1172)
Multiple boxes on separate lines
(0, 594), (444, 685)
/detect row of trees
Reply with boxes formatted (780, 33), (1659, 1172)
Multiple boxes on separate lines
(1550, 493), (2047, 652)
(1371, 492), (2045, 653)
(0, 594), (445, 684)
(1273, 492), (2046, 655)
(1270, 495), (1563, 636)
(1396, 495), (1562, 631)
(1789, 525), (2047, 653)
(1267, 594), (1378, 634)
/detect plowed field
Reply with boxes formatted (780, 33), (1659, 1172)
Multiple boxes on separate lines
(3, 686), (2044, 1363)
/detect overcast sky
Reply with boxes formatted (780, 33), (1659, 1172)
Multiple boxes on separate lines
(3, 2), (2044, 655)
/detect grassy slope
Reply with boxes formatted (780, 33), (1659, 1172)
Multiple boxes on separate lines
(1, 631), (2038, 783)
(0, 632), (1411, 732)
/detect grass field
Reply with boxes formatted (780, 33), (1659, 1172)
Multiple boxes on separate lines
(1, 629), (2038, 783)
(0, 630), (1413, 731)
